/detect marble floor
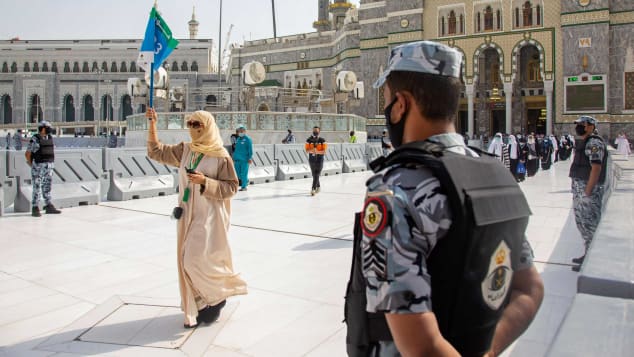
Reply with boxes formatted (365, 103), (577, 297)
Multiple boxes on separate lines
(0, 159), (584, 356)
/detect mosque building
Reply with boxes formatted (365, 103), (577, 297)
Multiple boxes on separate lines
(1, 1), (633, 139)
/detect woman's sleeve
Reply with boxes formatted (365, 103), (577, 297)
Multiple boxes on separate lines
(201, 157), (239, 200)
(147, 141), (184, 168)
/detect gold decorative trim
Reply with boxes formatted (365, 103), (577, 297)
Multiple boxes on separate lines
(388, 31), (424, 44)
(367, 119), (386, 126)
(561, 10), (610, 26)
(361, 37), (388, 50)
(610, 11), (634, 25)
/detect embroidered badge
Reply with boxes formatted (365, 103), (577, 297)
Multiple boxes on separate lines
(482, 241), (513, 310)
(591, 145), (599, 153)
(362, 197), (388, 238)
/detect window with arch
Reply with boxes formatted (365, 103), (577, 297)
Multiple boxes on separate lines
(523, 2), (533, 27)
(477, 12), (481, 32)
(64, 62), (71, 72)
(191, 61), (199, 72)
(460, 14), (464, 34)
(181, 61), (188, 71)
(63, 95), (75, 122)
(527, 60), (542, 82)
(515, 8), (520, 27)
(1, 95), (13, 124)
(82, 62), (89, 72)
(24, 62), (30, 72)
(484, 6), (494, 31)
(42, 62), (48, 72)
(11, 62), (18, 73)
(1, 62), (8, 73)
(51, 62), (58, 73)
(92, 61), (98, 72)
(172, 61), (179, 71)
(73, 62), (80, 72)
(33, 62), (39, 72)
(496, 9), (502, 30)
(441, 16), (446, 36)
(101, 61), (108, 72)
(83, 95), (94, 121)
(448, 11), (457, 35)
(536, 5), (541, 25)
(111, 61), (117, 72)
(130, 62), (137, 72)
(120, 62), (127, 72)
(121, 95), (133, 120)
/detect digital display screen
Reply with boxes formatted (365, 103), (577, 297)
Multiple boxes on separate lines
(565, 84), (605, 112)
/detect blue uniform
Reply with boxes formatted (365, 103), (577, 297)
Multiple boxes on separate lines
(233, 135), (253, 189)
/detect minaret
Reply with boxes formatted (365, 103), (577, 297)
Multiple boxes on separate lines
(313, 0), (331, 32)
(329, 0), (352, 31)
(188, 6), (199, 40)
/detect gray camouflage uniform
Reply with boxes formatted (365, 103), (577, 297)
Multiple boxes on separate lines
(571, 137), (605, 250)
(361, 133), (534, 356)
(27, 137), (55, 208)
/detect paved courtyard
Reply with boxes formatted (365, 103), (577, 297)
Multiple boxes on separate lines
(0, 160), (583, 356)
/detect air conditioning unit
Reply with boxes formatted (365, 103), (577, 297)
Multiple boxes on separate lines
(127, 78), (147, 97)
(336, 71), (357, 92)
(144, 67), (169, 89)
(242, 61), (266, 85)
(354, 81), (364, 99)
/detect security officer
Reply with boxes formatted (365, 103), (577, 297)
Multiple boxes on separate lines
(359, 41), (543, 357)
(305, 126), (326, 196)
(232, 125), (253, 191)
(569, 115), (607, 272)
(25, 121), (61, 217)
(349, 131), (357, 143)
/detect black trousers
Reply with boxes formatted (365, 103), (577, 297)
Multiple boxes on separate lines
(309, 155), (324, 189)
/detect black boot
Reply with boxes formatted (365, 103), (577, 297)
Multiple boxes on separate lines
(197, 300), (226, 324)
(31, 207), (41, 217)
(44, 204), (61, 214)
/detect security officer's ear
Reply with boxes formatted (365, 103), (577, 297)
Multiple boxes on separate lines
(392, 92), (411, 123)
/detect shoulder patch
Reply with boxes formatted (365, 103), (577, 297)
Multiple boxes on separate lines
(362, 196), (389, 238)
(482, 240), (513, 311)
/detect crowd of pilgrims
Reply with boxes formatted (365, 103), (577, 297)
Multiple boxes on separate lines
(486, 133), (575, 182)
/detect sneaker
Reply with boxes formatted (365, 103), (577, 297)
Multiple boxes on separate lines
(571, 255), (585, 264)
(311, 189), (316, 196)
(31, 207), (41, 217)
(44, 204), (61, 214)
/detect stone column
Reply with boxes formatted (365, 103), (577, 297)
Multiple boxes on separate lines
(466, 84), (475, 138)
(544, 80), (554, 136)
(504, 82), (513, 134)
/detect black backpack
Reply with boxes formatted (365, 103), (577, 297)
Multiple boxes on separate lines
(344, 140), (531, 357)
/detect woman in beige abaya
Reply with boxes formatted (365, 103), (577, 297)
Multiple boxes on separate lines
(146, 108), (247, 328)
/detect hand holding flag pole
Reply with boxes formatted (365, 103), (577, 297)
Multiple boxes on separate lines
(138, 4), (179, 117)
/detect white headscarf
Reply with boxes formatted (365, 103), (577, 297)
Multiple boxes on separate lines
(187, 111), (229, 158)
(488, 133), (504, 158)
(508, 135), (518, 159)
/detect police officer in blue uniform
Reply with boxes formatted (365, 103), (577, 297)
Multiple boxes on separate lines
(25, 121), (61, 217)
(354, 41), (544, 357)
(569, 115), (608, 272)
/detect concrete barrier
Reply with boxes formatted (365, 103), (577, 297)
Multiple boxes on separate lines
(366, 143), (383, 167)
(7, 149), (107, 212)
(248, 144), (276, 184)
(322, 143), (342, 176)
(546, 294), (634, 357)
(104, 148), (176, 201)
(0, 150), (17, 213)
(342, 144), (368, 173)
(274, 144), (311, 181)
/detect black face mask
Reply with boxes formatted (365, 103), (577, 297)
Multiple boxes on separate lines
(312, 131), (319, 137)
(43, 127), (52, 135)
(384, 97), (407, 149)
(575, 125), (587, 136)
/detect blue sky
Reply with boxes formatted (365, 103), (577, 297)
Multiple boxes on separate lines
(0, 0), (360, 45)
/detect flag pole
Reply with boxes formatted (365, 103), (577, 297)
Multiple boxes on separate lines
(150, 62), (154, 108)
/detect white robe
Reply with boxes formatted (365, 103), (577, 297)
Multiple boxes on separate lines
(615, 136), (631, 156)
(148, 141), (247, 325)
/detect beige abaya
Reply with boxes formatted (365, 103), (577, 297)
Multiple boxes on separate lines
(148, 111), (247, 326)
